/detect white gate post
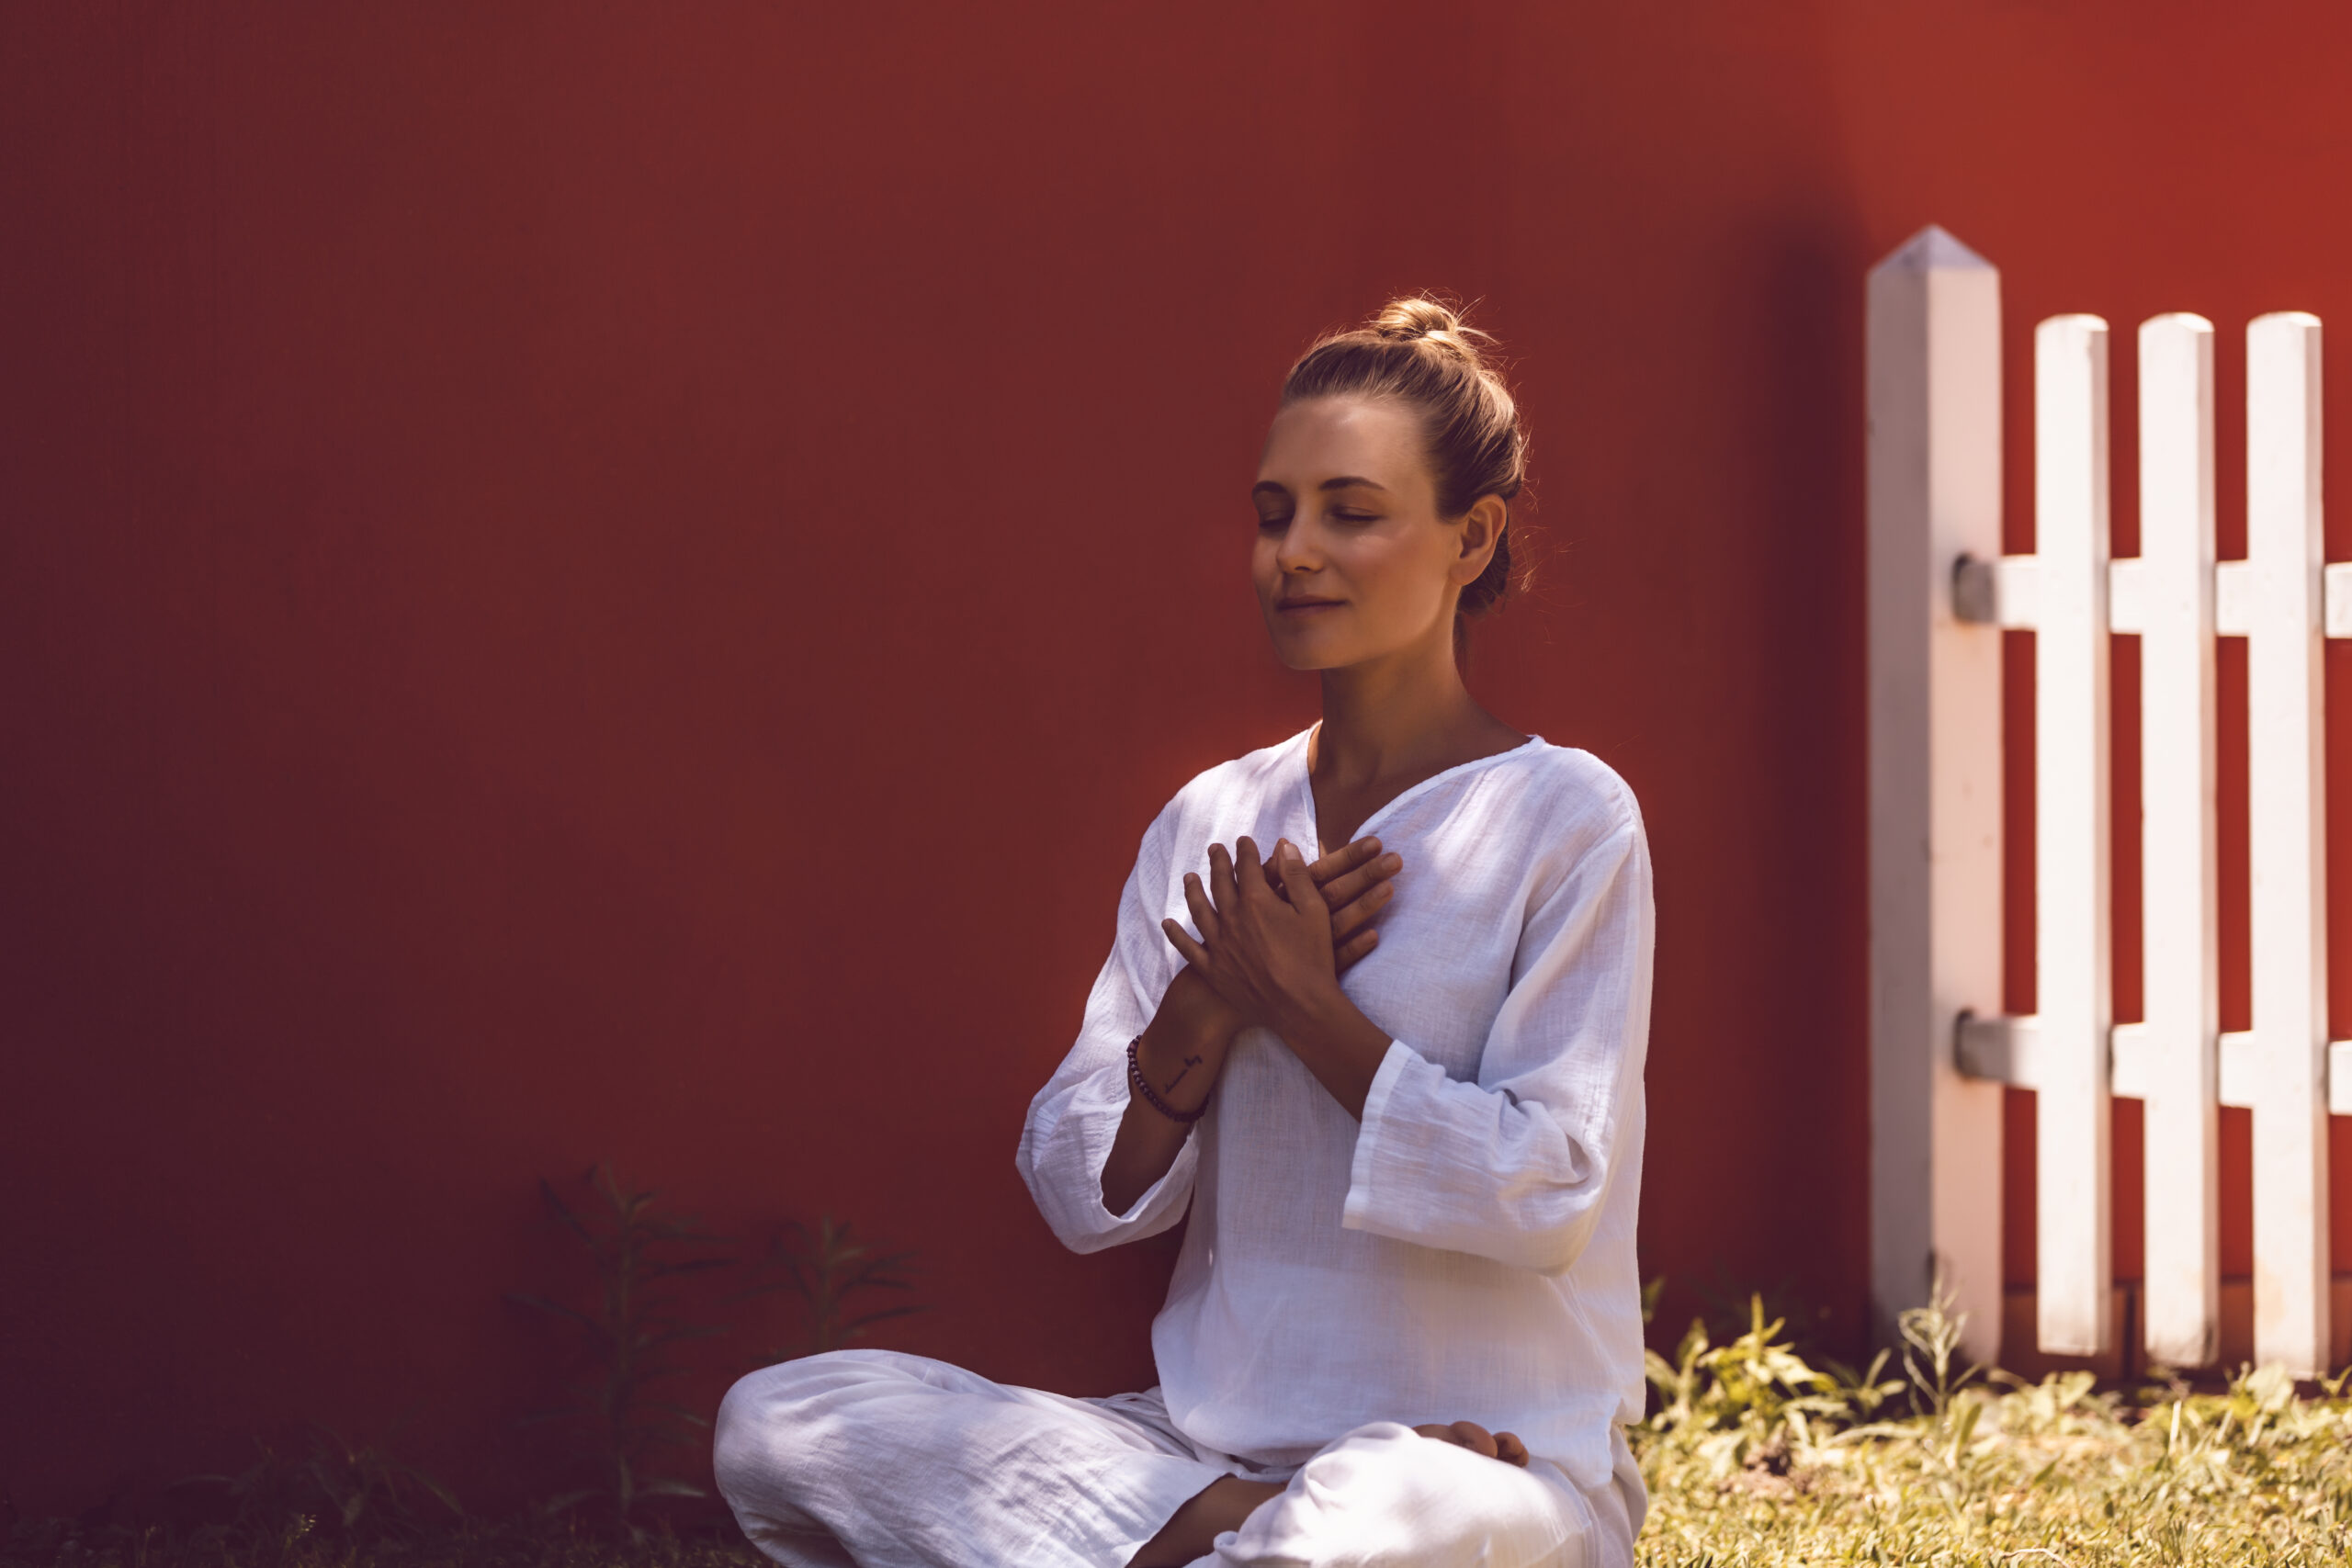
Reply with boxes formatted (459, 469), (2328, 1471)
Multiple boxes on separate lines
(2133, 314), (2222, 1368)
(2245, 311), (2331, 1375)
(1868, 226), (2006, 1364)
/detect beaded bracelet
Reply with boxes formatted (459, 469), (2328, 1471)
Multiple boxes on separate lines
(1126, 1035), (1209, 1124)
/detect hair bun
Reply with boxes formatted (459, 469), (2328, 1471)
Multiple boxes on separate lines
(1370, 295), (1494, 363)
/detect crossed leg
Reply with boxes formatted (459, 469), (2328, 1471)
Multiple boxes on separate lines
(1129, 1420), (1536, 1567)
(1148, 1421), (1604, 1568)
(716, 1350), (1623, 1568)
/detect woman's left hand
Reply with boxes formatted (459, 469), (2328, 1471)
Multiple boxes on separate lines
(1161, 837), (1343, 1039)
(1412, 1422), (1530, 1468)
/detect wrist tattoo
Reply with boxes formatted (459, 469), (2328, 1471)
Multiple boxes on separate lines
(1127, 1036), (1209, 1124)
(1165, 1053), (1204, 1090)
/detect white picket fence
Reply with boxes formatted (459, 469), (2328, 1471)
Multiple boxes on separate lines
(1867, 225), (2349, 1376)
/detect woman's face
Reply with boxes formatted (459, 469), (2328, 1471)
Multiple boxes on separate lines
(1251, 395), (1499, 672)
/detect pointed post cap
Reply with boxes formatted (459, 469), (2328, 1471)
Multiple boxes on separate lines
(1871, 224), (1994, 276)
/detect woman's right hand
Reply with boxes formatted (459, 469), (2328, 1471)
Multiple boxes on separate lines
(1107, 837), (1399, 1213)
(1180, 834), (1402, 1024)
(1138, 835), (1403, 1102)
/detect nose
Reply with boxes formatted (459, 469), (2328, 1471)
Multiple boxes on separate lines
(1273, 513), (1322, 575)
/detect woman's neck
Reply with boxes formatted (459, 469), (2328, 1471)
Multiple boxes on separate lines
(1308, 623), (1522, 793)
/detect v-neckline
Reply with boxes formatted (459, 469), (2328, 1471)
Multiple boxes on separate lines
(1293, 723), (1546, 857)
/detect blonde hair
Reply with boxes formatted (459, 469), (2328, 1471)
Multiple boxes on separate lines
(1281, 295), (1527, 618)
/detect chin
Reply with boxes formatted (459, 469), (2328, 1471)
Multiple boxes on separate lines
(1266, 632), (1359, 672)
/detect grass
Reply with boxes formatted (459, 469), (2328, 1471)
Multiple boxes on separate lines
(1631, 1294), (2352, 1565)
(12, 1296), (2351, 1566)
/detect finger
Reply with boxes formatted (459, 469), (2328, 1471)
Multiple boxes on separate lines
(1205, 841), (1238, 909)
(1161, 918), (1210, 970)
(1261, 840), (1298, 903)
(1234, 837), (1266, 902)
(1270, 841), (1327, 925)
(1306, 835), (1381, 890)
(1332, 926), (1379, 974)
(1412, 1424), (1468, 1448)
(1318, 850), (1404, 912)
(1495, 1431), (1529, 1469)
(1182, 872), (1221, 942)
(1329, 878), (1395, 943)
(1310, 839), (1390, 903)
(1448, 1422), (1499, 1461)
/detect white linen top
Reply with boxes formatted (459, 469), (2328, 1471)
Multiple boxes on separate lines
(1017, 727), (1654, 1495)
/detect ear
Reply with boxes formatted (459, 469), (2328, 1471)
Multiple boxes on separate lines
(1448, 495), (1509, 588)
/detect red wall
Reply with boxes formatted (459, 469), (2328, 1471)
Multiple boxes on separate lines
(6, 0), (2352, 1515)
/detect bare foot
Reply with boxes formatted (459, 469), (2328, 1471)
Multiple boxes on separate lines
(1413, 1419), (1530, 1467)
(1127, 1476), (1285, 1568)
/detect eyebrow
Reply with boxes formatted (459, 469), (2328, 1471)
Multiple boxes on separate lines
(1250, 477), (1391, 499)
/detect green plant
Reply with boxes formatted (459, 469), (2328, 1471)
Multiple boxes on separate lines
(1642, 1295), (1870, 1477)
(1894, 1270), (1985, 1427)
(738, 1215), (922, 1363)
(173, 1423), (458, 1542)
(1889, 1279), (1996, 1521)
(507, 1166), (731, 1532)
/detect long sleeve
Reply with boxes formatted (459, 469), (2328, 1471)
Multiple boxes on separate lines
(1339, 810), (1654, 1274)
(1016, 806), (1199, 1253)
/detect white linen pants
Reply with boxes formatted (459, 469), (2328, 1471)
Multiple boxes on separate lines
(713, 1350), (1637, 1568)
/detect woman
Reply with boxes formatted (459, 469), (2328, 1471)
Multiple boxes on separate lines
(716, 299), (1654, 1567)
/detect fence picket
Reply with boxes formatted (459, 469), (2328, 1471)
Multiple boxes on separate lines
(2245, 311), (2331, 1375)
(2134, 313), (2221, 1368)
(2034, 314), (2115, 1357)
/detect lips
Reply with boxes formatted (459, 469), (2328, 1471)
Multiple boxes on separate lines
(1276, 598), (1344, 612)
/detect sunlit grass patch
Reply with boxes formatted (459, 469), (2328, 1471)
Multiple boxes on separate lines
(1634, 1293), (2352, 1566)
